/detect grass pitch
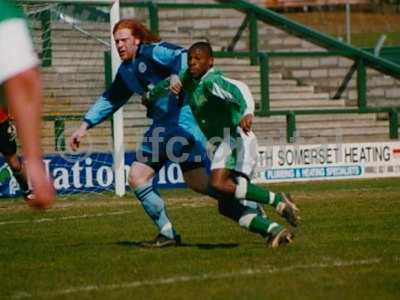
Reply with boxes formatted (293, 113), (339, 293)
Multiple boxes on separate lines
(1, 178), (399, 299)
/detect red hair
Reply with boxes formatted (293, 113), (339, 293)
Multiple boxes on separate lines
(113, 19), (160, 44)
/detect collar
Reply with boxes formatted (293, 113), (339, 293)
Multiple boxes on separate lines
(199, 67), (215, 83)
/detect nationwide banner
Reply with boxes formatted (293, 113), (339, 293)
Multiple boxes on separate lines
(0, 152), (186, 197)
(0, 141), (399, 197)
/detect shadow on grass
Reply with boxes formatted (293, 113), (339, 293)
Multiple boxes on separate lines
(116, 240), (239, 250)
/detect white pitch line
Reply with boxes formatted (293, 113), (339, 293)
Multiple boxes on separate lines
(0, 202), (210, 226)
(0, 211), (132, 226)
(13, 258), (381, 299)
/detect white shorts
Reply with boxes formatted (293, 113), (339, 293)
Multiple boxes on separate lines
(210, 127), (259, 178)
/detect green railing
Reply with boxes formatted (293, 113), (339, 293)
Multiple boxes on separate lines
(38, 0), (399, 147)
(43, 115), (80, 152)
(216, 0), (400, 78)
(214, 50), (400, 142)
(40, 9), (52, 67)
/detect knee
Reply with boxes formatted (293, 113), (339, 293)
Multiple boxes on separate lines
(128, 163), (155, 190)
(128, 172), (140, 189)
(209, 177), (225, 194)
(128, 170), (150, 190)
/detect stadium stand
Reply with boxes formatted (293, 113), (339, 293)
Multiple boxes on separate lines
(27, 1), (399, 153)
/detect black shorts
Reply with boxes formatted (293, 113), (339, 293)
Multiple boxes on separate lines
(0, 120), (17, 156)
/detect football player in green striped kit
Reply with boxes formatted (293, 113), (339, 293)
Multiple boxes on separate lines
(148, 41), (300, 248)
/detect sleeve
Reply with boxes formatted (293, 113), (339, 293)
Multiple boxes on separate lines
(140, 43), (187, 75)
(203, 74), (248, 114)
(83, 72), (132, 129)
(147, 77), (170, 101)
(147, 69), (188, 103)
(235, 80), (255, 116)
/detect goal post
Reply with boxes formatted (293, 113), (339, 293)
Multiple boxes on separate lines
(109, 0), (125, 196)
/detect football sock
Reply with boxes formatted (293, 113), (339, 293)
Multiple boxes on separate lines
(211, 186), (265, 223)
(249, 215), (282, 238)
(134, 182), (176, 239)
(235, 177), (283, 208)
(238, 205), (280, 238)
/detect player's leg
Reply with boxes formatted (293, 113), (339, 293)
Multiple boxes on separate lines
(210, 129), (299, 227)
(182, 166), (276, 242)
(129, 126), (180, 247)
(182, 166), (262, 211)
(181, 166), (208, 195)
(179, 128), (270, 236)
(129, 161), (180, 246)
(217, 198), (291, 247)
(211, 169), (300, 228)
(235, 129), (299, 226)
(211, 168), (283, 207)
(178, 129), (262, 213)
(4, 153), (32, 197)
(210, 129), (280, 205)
(210, 169), (292, 247)
(0, 121), (32, 200)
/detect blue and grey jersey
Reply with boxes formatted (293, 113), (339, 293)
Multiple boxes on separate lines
(83, 41), (196, 130)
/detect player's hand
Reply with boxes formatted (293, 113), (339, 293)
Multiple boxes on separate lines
(170, 74), (182, 95)
(25, 158), (55, 210)
(69, 123), (88, 151)
(240, 114), (253, 135)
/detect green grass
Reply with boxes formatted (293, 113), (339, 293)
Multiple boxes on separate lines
(1, 178), (400, 299)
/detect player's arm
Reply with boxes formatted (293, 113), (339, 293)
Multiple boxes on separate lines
(141, 43), (187, 74)
(145, 77), (170, 102)
(84, 72), (133, 128)
(203, 74), (247, 111)
(69, 72), (132, 151)
(141, 43), (186, 93)
(203, 74), (255, 133)
(146, 69), (189, 104)
(236, 80), (255, 133)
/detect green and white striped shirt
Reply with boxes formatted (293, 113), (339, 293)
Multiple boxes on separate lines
(150, 67), (255, 140)
(0, 0), (38, 85)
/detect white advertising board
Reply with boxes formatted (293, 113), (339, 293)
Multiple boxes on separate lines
(254, 141), (400, 183)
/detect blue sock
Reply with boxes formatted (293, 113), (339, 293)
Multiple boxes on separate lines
(134, 182), (176, 239)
